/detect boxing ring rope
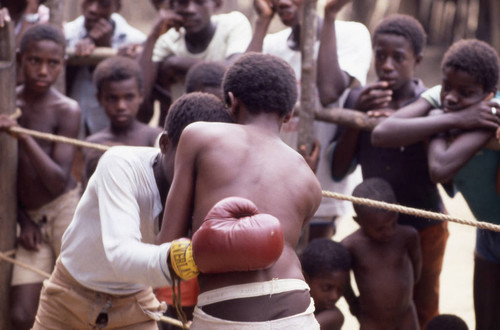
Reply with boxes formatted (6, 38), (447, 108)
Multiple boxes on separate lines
(3, 119), (500, 233)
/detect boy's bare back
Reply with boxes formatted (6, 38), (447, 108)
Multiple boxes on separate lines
(166, 119), (322, 290)
(343, 225), (419, 329)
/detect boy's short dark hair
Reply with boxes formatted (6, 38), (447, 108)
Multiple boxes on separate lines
(83, 0), (121, 11)
(223, 52), (297, 117)
(352, 178), (397, 216)
(165, 92), (233, 145)
(186, 61), (227, 93)
(425, 314), (468, 330)
(441, 39), (499, 93)
(373, 14), (426, 56)
(93, 56), (144, 96)
(19, 24), (66, 55)
(300, 238), (351, 278)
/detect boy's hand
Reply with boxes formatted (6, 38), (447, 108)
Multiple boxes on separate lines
(367, 109), (395, 118)
(18, 218), (42, 251)
(74, 37), (96, 56)
(299, 138), (320, 173)
(354, 81), (392, 112)
(88, 18), (114, 47)
(152, 8), (184, 36)
(0, 8), (11, 28)
(324, 0), (351, 19)
(451, 101), (500, 131)
(0, 114), (20, 138)
(253, 0), (275, 19)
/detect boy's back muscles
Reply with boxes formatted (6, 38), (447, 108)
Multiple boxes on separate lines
(180, 122), (322, 288)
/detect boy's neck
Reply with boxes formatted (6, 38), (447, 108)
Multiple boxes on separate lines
(391, 79), (421, 108)
(20, 85), (53, 103)
(185, 21), (217, 54)
(239, 112), (283, 136)
(110, 119), (140, 136)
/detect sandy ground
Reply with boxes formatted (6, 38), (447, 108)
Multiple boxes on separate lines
(333, 185), (477, 329)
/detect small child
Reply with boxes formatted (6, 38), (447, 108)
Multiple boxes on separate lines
(342, 178), (421, 330)
(82, 56), (162, 187)
(0, 24), (81, 329)
(425, 314), (468, 330)
(300, 238), (351, 330)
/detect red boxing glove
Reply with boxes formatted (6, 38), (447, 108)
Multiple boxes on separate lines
(192, 197), (284, 273)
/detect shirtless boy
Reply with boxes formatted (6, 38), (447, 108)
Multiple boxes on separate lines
(157, 52), (323, 328)
(83, 56), (162, 187)
(342, 178), (421, 330)
(0, 24), (81, 329)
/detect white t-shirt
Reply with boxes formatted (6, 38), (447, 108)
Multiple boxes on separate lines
(61, 146), (171, 295)
(152, 11), (252, 100)
(64, 14), (146, 136)
(263, 20), (372, 218)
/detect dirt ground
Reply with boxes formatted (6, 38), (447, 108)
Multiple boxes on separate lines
(334, 44), (478, 329)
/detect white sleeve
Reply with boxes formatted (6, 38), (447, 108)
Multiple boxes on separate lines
(336, 21), (372, 86)
(94, 153), (172, 287)
(152, 31), (176, 62)
(221, 12), (252, 57)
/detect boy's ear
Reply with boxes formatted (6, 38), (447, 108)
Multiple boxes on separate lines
(415, 53), (423, 66)
(158, 132), (170, 154)
(227, 92), (239, 116)
(214, 0), (223, 10)
(283, 113), (292, 124)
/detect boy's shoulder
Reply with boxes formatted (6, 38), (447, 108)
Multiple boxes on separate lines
(341, 228), (364, 248)
(396, 223), (419, 239)
(316, 306), (344, 329)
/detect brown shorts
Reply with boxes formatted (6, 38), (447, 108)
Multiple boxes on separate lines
(33, 260), (165, 329)
(12, 186), (80, 286)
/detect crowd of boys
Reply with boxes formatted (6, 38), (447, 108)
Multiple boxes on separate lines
(0, 0), (498, 329)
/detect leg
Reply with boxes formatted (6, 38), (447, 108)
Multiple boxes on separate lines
(473, 228), (500, 330)
(10, 283), (43, 330)
(474, 256), (500, 330)
(413, 221), (449, 329)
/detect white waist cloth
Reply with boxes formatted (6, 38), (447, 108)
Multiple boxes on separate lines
(197, 278), (310, 306)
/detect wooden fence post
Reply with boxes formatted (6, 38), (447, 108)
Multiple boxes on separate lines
(0, 19), (17, 330)
(298, 0), (318, 153)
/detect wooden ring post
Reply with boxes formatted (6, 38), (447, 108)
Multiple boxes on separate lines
(0, 18), (17, 330)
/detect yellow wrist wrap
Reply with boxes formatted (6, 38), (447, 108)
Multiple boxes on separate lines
(169, 238), (199, 281)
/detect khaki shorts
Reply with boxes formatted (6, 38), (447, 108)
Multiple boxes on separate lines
(33, 260), (165, 329)
(11, 186), (80, 285)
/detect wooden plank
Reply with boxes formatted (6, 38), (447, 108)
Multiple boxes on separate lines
(0, 19), (17, 330)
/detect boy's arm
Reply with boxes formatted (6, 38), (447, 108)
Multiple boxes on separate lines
(331, 127), (360, 179)
(157, 126), (201, 243)
(407, 228), (422, 284)
(372, 98), (500, 148)
(343, 276), (360, 318)
(246, 0), (274, 53)
(1, 104), (80, 197)
(317, 0), (352, 106)
(138, 8), (183, 118)
(428, 128), (492, 183)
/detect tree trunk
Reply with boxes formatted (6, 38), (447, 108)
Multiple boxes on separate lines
(298, 0), (318, 153)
